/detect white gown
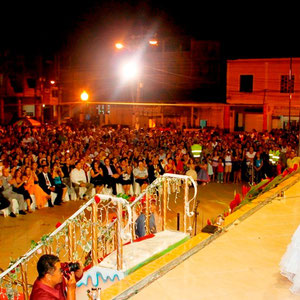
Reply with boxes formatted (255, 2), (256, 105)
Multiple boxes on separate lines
(280, 225), (300, 295)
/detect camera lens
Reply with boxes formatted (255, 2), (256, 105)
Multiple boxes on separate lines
(68, 262), (80, 272)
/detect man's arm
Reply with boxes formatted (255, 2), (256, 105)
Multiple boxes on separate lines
(66, 273), (76, 300)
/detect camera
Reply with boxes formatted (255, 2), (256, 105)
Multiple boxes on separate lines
(60, 262), (80, 279)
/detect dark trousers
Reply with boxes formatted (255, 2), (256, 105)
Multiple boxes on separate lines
(43, 186), (63, 204)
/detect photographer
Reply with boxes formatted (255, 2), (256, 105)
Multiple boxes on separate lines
(30, 254), (83, 300)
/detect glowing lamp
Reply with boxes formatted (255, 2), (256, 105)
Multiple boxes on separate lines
(115, 42), (124, 50)
(80, 91), (89, 101)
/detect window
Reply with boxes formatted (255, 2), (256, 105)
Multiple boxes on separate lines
(240, 75), (253, 92)
(52, 89), (58, 98)
(280, 75), (294, 93)
(27, 78), (36, 88)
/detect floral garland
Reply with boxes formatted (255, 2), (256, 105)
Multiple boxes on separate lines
(207, 164), (300, 226)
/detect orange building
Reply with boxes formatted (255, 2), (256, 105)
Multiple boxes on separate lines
(226, 57), (300, 132)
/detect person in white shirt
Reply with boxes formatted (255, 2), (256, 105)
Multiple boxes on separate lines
(245, 146), (256, 183)
(70, 161), (94, 200)
(133, 161), (149, 192)
(224, 151), (232, 183)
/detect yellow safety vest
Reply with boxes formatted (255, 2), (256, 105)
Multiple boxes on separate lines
(191, 144), (202, 158)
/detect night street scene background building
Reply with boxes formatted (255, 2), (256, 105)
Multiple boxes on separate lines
(1, 1), (299, 131)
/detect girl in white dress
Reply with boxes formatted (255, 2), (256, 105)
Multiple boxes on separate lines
(280, 225), (300, 295)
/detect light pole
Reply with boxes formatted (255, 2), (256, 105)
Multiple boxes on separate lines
(80, 90), (89, 122)
(288, 57), (292, 130)
(114, 37), (158, 129)
(118, 58), (141, 128)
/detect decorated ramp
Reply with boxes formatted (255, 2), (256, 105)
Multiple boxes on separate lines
(75, 174), (197, 298)
(76, 230), (189, 298)
(0, 173), (197, 300)
(1, 167), (300, 299)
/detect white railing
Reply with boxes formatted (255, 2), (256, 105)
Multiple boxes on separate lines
(0, 174), (197, 299)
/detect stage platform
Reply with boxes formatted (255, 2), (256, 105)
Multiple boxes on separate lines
(75, 230), (189, 298)
(100, 173), (300, 300)
(100, 230), (190, 274)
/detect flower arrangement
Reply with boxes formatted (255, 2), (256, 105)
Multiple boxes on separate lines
(207, 164), (300, 227)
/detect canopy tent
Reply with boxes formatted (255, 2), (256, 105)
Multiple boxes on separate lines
(13, 118), (41, 127)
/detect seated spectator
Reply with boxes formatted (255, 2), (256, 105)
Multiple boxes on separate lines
(118, 159), (133, 196)
(90, 161), (104, 194)
(52, 165), (68, 202)
(11, 168), (33, 212)
(0, 181), (10, 211)
(0, 167), (26, 217)
(38, 165), (63, 206)
(70, 161), (94, 200)
(24, 166), (51, 209)
(133, 160), (149, 192)
(175, 154), (185, 175)
(101, 157), (120, 195)
(287, 149), (300, 169)
(164, 158), (176, 174)
(148, 156), (164, 183)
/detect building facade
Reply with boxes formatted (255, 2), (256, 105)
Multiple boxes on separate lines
(0, 54), (59, 124)
(0, 39), (224, 128)
(226, 57), (300, 132)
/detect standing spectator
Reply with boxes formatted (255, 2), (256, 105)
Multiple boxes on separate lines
(206, 154), (214, 181)
(246, 146), (256, 184)
(197, 159), (210, 185)
(135, 204), (146, 238)
(224, 150), (232, 183)
(217, 158), (224, 183)
(232, 149), (243, 184)
(149, 200), (162, 233)
(254, 152), (264, 183)
(212, 150), (219, 182)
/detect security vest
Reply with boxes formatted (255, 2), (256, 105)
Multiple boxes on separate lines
(273, 150), (280, 163)
(269, 149), (280, 165)
(191, 144), (202, 158)
(269, 149), (274, 164)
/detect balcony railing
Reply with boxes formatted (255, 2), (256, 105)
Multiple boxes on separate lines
(0, 173), (197, 299)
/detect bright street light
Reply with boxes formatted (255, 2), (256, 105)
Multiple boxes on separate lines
(115, 42), (124, 50)
(149, 40), (158, 46)
(120, 60), (139, 81)
(80, 90), (89, 101)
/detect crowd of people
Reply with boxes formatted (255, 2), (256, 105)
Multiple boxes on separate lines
(0, 122), (299, 218)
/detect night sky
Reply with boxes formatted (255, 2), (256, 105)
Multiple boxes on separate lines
(1, 1), (300, 59)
